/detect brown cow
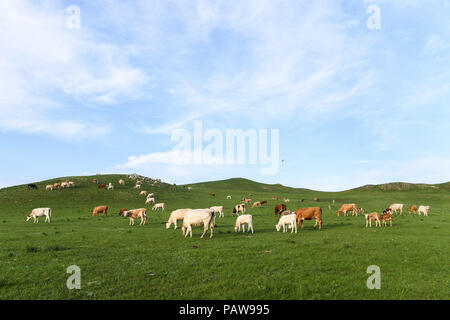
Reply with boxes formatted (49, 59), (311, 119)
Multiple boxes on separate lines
(252, 201), (261, 208)
(380, 213), (393, 227)
(209, 193), (216, 197)
(92, 205), (108, 217)
(118, 208), (128, 216)
(409, 205), (418, 214)
(260, 200), (267, 205)
(123, 208), (147, 226)
(53, 183), (61, 189)
(337, 204), (357, 216)
(365, 212), (380, 227)
(98, 184), (106, 189)
(294, 207), (322, 230)
(274, 204), (287, 216)
(314, 198), (320, 202)
(92, 179), (98, 184)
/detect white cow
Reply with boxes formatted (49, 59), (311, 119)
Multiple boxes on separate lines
(118, 179), (125, 185)
(152, 203), (165, 211)
(68, 181), (75, 188)
(210, 206), (224, 218)
(45, 185), (53, 191)
(226, 195), (232, 199)
(234, 214), (254, 233)
(389, 203), (404, 215)
(276, 213), (297, 233)
(26, 208), (51, 223)
(61, 182), (69, 189)
(181, 208), (215, 238)
(145, 197), (155, 204)
(232, 203), (246, 216)
(166, 208), (192, 229)
(146, 193), (154, 199)
(107, 183), (114, 190)
(418, 205), (430, 216)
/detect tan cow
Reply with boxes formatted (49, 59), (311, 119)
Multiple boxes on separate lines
(294, 207), (322, 230)
(380, 213), (393, 227)
(92, 205), (108, 217)
(140, 190), (147, 196)
(53, 183), (61, 190)
(123, 208), (147, 226)
(365, 212), (380, 227)
(252, 201), (261, 208)
(337, 204), (357, 217)
(418, 205), (430, 216)
(409, 205), (418, 214)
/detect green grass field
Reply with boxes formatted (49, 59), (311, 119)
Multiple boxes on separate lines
(0, 174), (448, 300)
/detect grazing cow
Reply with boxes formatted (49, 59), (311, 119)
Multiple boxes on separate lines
(146, 193), (155, 198)
(182, 208), (215, 238)
(209, 193), (216, 197)
(140, 190), (147, 196)
(187, 187), (192, 191)
(276, 213), (297, 233)
(92, 179), (98, 184)
(272, 196), (277, 200)
(134, 184), (141, 189)
(252, 201), (261, 208)
(389, 203), (404, 215)
(92, 205), (108, 217)
(118, 208), (128, 216)
(365, 212), (380, 227)
(98, 184), (106, 189)
(210, 206), (224, 218)
(152, 203), (165, 211)
(123, 208), (147, 226)
(26, 208), (51, 223)
(284, 199), (290, 203)
(380, 213), (393, 227)
(145, 197), (155, 204)
(226, 195), (232, 200)
(166, 208), (192, 229)
(60, 182), (69, 189)
(301, 199), (305, 202)
(107, 183), (114, 190)
(244, 198), (252, 204)
(355, 208), (364, 216)
(274, 204), (287, 216)
(118, 179), (125, 185)
(68, 181), (75, 188)
(234, 214), (254, 233)
(45, 185), (53, 191)
(232, 203), (246, 216)
(294, 207), (322, 230)
(260, 200), (267, 205)
(418, 205), (430, 216)
(409, 205), (418, 214)
(53, 183), (61, 190)
(337, 204), (357, 217)
(314, 198), (320, 202)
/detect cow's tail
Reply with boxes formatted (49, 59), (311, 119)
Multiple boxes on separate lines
(49, 208), (52, 217)
(208, 211), (216, 227)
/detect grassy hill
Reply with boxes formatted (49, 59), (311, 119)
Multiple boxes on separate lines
(0, 174), (449, 299)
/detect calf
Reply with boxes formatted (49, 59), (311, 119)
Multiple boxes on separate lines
(123, 208), (147, 226)
(365, 212), (380, 227)
(145, 197), (155, 204)
(276, 213), (297, 233)
(380, 213), (393, 227)
(409, 205), (418, 214)
(274, 204), (287, 216)
(26, 208), (51, 223)
(294, 207), (322, 230)
(166, 208), (192, 229)
(182, 208), (215, 238)
(234, 214), (254, 233)
(152, 203), (165, 211)
(92, 205), (108, 217)
(418, 205), (430, 216)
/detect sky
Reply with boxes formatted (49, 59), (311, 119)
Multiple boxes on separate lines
(1, 0), (449, 191)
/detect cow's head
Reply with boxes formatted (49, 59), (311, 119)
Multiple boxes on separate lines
(275, 223), (281, 231)
(26, 214), (32, 221)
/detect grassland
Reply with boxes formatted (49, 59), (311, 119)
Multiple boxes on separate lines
(0, 174), (448, 299)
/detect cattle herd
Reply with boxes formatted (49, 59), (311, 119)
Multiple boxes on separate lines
(25, 179), (431, 239)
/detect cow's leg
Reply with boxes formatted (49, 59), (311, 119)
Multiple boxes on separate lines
(242, 224), (245, 233)
(301, 220), (304, 229)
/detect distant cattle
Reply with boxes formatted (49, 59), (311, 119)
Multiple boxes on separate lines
(134, 184), (141, 189)
(389, 203), (404, 215)
(140, 190), (147, 196)
(284, 199), (290, 203)
(418, 205), (430, 216)
(187, 187), (192, 191)
(27, 184), (38, 190)
(118, 179), (125, 185)
(145, 197), (155, 204)
(98, 184), (106, 189)
(294, 207), (322, 230)
(26, 208), (51, 223)
(107, 183), (114, 190)
(409, 205), (418, 214)
(314, 198), (320, 202)
(274, 204), (287, 216)
(209, 193), (216, 197)
(232, 203), (246, 216)
(45, 185), (53, 191)
(53, 183), (61, 190)
(92, 205), (108, 217)
(92, 179), (98, 184)
(152, 203), (165, 211)
(226, 195), (232, 200)
(68, 181), (75, 188)
(337, 204), (357, 217)
(365, 212), (380, 227)
(260, 200), (267, 205)
(252, 201), (261, 208)
(61, 182), (69, 189)
(123, 208), (147, 226)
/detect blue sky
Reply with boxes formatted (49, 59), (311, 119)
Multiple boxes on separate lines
(1, 0), (449, 191)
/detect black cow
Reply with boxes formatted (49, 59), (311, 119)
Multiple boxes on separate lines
(28, 184), (38, 190)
